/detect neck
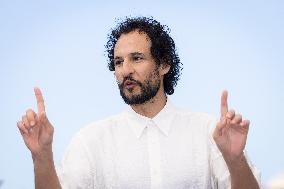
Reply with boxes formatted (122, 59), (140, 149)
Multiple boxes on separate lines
(130, 87), (167, 118)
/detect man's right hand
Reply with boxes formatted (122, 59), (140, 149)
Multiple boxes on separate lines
(17, 87), (54, 160)
(17, 88), (61, 189)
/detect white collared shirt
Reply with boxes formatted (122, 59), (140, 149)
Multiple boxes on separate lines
(56, 100), (261, 189)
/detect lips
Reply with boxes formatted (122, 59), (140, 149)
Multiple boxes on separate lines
(124, 80), (137, 89)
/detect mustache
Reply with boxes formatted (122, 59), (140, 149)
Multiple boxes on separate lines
(119, 76), (142, 87)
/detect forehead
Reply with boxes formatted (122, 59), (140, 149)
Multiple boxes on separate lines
(114, 30), (151, 56)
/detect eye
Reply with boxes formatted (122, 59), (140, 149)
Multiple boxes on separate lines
(133, 56), (143, 61)
(114, 60), (123, 66)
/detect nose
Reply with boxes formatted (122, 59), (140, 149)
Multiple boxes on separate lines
(122, 59), (134, 76)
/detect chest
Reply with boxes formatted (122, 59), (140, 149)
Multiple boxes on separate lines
(94, 126), (211, 189)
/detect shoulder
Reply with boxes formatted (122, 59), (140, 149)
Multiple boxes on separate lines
(173, 105), (217, 125)
(168, 104), (218, 137)
(82, 113), (123, 132)
(73, 112), (126, 144)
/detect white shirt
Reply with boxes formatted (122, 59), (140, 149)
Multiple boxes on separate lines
(56, 100), (261, 189)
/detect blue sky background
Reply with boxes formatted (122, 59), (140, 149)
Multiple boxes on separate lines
(0, 1), (283, 188)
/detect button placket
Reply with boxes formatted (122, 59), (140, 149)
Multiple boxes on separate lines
(147, 120), (162, 189)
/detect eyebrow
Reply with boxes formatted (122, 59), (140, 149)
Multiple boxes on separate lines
(130, 52), (144, 56)
(114, 56), (122, 60)
(114, 52), (145, 60)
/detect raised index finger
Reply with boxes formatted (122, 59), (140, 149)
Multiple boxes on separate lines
(34, 87), (45, 113)
(221, 90), (228, 117)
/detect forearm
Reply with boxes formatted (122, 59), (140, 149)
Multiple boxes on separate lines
(33, 151), (61, 189)
(225, 154), (260, 189)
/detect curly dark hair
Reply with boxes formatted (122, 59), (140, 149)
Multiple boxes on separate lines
(105, 16), (182, 95)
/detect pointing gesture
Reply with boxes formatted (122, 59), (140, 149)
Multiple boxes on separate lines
(35, 87), (45, 114)
(213, 90), (250, 162)
(17, 87), (54, 158)
(220, 90), (229, 117)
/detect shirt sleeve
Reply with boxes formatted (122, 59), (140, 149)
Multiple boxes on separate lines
(56, 133), (94, 189)
(208, 117), (262, 189)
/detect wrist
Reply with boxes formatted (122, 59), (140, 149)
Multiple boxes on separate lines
(223, 152), (248, 174)
(32, 147), (54, 164)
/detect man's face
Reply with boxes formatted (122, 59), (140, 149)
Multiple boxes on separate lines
(114, 30), (162, 105)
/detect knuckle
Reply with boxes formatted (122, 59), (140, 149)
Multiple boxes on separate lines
(234, 114), (240, 119)
(26, 109), (35, 116)
(26, 108), (33, 114)
(22, 115), (27, 121)
(226, 112), (233, 118)
(18, 124), (24, 130)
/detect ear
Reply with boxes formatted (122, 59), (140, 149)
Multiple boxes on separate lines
(159, 63), (171, 76)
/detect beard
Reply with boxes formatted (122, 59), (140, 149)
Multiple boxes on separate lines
(117, 68), (161, 105)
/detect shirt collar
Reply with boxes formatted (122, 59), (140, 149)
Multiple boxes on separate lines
(124, 99), (176, 138)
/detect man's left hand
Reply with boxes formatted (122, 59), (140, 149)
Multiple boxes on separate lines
(213, 90), (250, 162)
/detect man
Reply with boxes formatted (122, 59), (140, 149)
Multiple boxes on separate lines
(17, 17), (261, 189)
